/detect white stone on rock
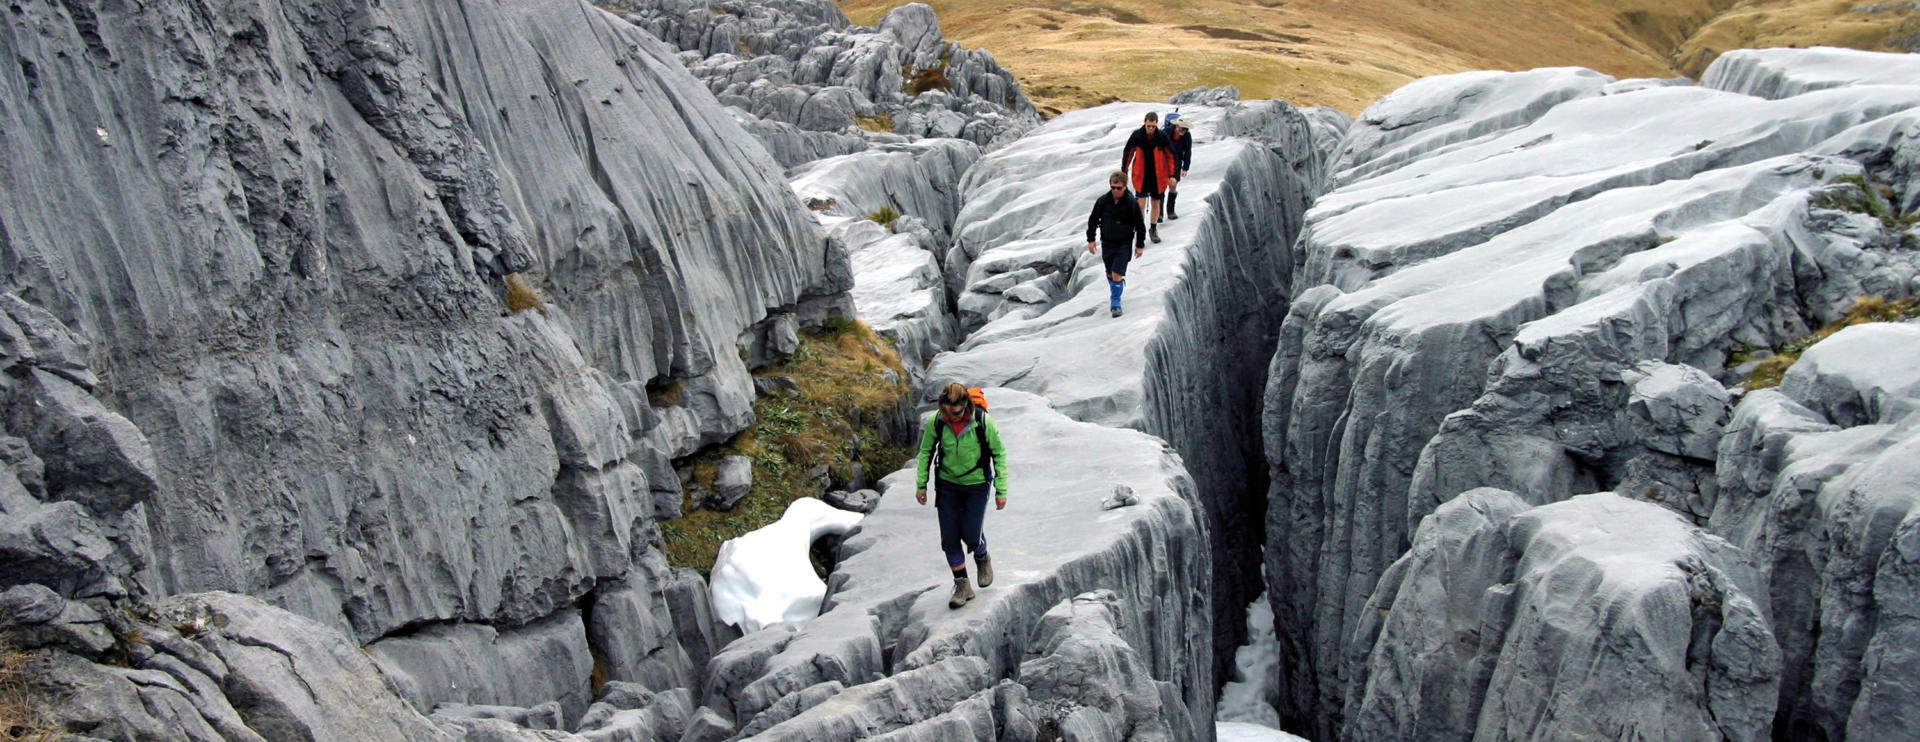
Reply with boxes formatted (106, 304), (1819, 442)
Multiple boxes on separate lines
(709, 498), (865, 633)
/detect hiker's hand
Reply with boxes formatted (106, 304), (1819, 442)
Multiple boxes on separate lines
(995, 497), (1006, 510)
(1086, 241), (1095, 254)
(1134, 247), (1143, 258)
(915, 490), (926, 505)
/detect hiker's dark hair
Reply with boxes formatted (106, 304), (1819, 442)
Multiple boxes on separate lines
(939, 382), (970, 408)
(1109, 170), (1127, 186)
(1144, 111), (1158, 123)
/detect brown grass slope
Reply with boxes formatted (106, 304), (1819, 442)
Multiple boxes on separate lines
(838, 0), (1920, 116)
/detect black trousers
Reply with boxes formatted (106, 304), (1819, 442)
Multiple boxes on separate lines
(935, 478), (991, 568)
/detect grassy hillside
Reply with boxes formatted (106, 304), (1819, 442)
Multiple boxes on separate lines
(837, 0), (1920, 116)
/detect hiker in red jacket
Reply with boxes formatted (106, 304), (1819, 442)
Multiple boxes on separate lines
(914, 383), (1010, 608)
(1121, 111), (1175, 244)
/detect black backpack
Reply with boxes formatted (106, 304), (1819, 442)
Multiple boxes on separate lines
(931, 411), (994, 482)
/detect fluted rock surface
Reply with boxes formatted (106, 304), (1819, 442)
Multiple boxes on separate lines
(1348, 488), (1779, 742)
(1265, 47), (1920, 740)
(1711, 322), (1920, 741)
(2, 0), (850, 730)
(611, 0), (1039, 167)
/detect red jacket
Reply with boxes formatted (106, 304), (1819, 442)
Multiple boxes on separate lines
(1122, 126), (1175, 194)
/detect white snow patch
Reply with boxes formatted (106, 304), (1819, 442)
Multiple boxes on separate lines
(709, 497), (865, 633)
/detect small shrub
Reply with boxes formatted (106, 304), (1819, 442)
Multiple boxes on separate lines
(504, 273), (545, 313)
(856, 114), (894, 133)
(1694, 139), (1714, 151)
(905, 66), (950, 96)
(868, 205), (902, 229)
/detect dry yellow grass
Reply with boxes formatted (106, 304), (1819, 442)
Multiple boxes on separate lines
(504, 273), (545, 314)
(1, 634), (53, 741)
(838, 0), (1920, 116)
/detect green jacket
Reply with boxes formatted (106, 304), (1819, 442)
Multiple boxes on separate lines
(915, 410), (1009, 497)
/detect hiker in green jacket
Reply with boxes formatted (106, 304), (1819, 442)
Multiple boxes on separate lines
(914, 382), (1010, 609)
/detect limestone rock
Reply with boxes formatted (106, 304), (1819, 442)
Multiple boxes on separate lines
(1347, 489), (1779, 741)
(614, 0), (1039, 163)
(709, 455), (754, 511)
(1264, 48), (1920, 739)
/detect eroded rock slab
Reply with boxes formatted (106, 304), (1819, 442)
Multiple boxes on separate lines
(702, 389), (1213, 740)
(1264, 47), (1920, 739)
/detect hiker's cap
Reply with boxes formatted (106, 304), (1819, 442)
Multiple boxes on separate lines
(1164, 112), (1181, 126)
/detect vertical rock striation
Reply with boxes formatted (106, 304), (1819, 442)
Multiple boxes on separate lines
(2, 0), (849, 730)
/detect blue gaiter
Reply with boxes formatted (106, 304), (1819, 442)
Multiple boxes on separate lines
(1109, 279), (1123, 309)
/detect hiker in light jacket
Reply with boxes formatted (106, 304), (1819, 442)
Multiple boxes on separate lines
(914, 382), (1009, 609)
(1163, 111), (1193, 219)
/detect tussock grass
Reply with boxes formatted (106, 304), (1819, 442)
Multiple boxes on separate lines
(660, 318), (912, 575)
(1739, 295), (1920, 390)
(868, 205), (902, 229)
(1815, 174), (1919, 230)
(856, 114), (895, 133)
(1, 633), (53, 741)
(504, 273), (544, 314)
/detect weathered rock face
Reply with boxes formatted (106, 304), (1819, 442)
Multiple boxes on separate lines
(1264, 47), (1920, 740)
(610, 0), (1040, 167)
(1348, 489), (1779, 742)
(1711, 322), (1920, 741)
(2, 0), (849, 731)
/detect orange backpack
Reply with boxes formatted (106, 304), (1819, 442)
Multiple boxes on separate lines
(967, 387), (988, 411)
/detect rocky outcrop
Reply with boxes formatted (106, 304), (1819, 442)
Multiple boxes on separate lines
(1264, 47), (1920, 740)
(698, 389), (1213, 740)
(4, 588), (458, 741)
(1347, 489), (1779, 741)
(1711, 322), (1920, 741)
(611, 0), (1040, 167)
(929, 100), (1345, 684)
(789, 138), (980, 377)
(2, 0), (851, 735)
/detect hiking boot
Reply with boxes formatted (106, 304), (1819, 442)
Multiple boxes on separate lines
(976, 555), (994, 588)
(948, 578), (975, 609)
(1168, 201), (1179, 220)
(1150, 224), (1161, 243)
(1111, 307), (1122, 318)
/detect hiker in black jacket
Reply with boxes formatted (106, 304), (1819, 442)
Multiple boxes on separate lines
(1163, 112), (1193, 219)
(1086, 170), (1147, 318)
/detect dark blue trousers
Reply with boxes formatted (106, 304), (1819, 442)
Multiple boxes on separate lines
(935, 478), (991, 569)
